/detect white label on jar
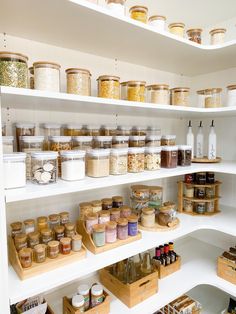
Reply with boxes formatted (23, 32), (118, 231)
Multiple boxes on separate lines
(61, 160), (85, 181)
(4, 162), (26, 189)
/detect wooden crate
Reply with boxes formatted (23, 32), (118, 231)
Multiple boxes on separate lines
(77, 220), (142, 254)
(9, 236), (86, 280)
(217, 256), (236, 285)
(99, 267), (158, 308)
(63, 291), (110, 314)
(47, 305), (55, 314)
(158, 257), (181, 279)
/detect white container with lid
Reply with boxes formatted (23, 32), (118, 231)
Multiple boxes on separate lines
(42, 123), (61, 136)
(145, 146), (162, 171)
(112, 135), (129, 148)
(61, 150), (86, 181)
(2, 136), (14, 153)
(227, 85), (236, 107)
(106, 0), (125, 15)
(145, 135), (161, 147)
(93, 136), (112, 149)
(64, 124), (83, 136)
(197, 90), (206, 108)
(116, 125), (132, 136)
(31, 151), (58, 184)
(148, 15), (166, 32)
(77, 284), (90, 310)
(72, 136), (93, 151)
(72, 294), (85, 311)
(83, 124), (101, 136)
(87, 149), (110, 177)
(129, 135), (146, 147)
(3, 153), (26, 189)
(161, 135), (176, 146)
(146, 126), (161, 136)
(91, 284), (104, 307)
(110, 147), (128, 175)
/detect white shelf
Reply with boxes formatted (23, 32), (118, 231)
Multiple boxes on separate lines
(1, 1), (236, 75)
(8, 205), (236, 305)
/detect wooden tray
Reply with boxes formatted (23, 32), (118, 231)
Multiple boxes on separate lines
(217, 256), (236, 285)
(99, 267), (158, 308)
(139, 218), (180, 232)
(192, 156), (221, 163)
(77, 220), (142, 254)
(9, 236), (86, 280)
(158, 257), (181, 279)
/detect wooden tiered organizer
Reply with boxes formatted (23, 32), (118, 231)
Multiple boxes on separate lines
(217, 256), (236, 285)
(178, 181), (221, 216)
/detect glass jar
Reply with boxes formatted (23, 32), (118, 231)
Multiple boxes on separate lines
(116, 126), (132, 136)
(128, 147), (145, 173)
(210, 28), (226, 45)
(168, 23), (185, 37)
(65, 223), (76, 238)
(184, 185), (194, 198)
(130, 184), (149, 200)
(54, 225), (65, 241)
(206, 201), (215, 213)
(92, 224), (105, 247)
(110, 148), (128, 175)
(226, 85), (236, 106)
(141, 208), (155, 228)
(18, 248), (32, 268)
(48, 240), (60, 259)
(117, 218), (128, 240)
(146, 84), (169, 105)
(178, 145), (192, 166)
(112, 136), (129, 148)
(161, 146), (178, 168)
(41, 228), (53, 245)
(10, 222), (23, 238)
(206, 172), (215, 184)
(121, 81), (146, 102)
(120, 205), (132, 218)
(196, 172), (206, 184)
(146, 126), (161, 136)
(23, 219), (35, 234)
(60, 212), (70, 225)
(105, 221), (117, 243)
(49, 214), (60, 230)
(61, 150), (86, 181)
(20, 136), (44, 179)
(31, 151), (58, 184)
(195, 187), (205, 199)
(72, 234), (82, 252)
(85, 213), (98, 234)
(99, 210), (111, 224)
(91, 284), (104, 308)
(72, 136), (93, 152)
(206, 187), (215, 198)
(128, 215), (138, 236)
(49, 136), (72, 151)
(2, 136), (14, 153)
(42, 123), (61, 150)
(0, 51), (28, 88)
(106, 0), (125, 15)
(29, 66), (34, 89)
(91, 200), (102, 213)
(78, 284), (90, 311)
(195, 202), (205, 214)
(33, 61), (61, 92)
(149, 186), (163, 202)
(93, 136), (112, 149)
(148, 15), (166, 32)
(171, 88), (190, 106)
(183, 199), (193, 213)
(87, 149), (110, 177)
(79, 202), (92, 220)
(15, 122), (36, 151)
(158, 204), (176, 226)
(129, 6), (148, 23)
(72, 295), (85, 312)
(37, 216), (48, 231)
(129, 136), (145, 147)
(3, 153), (26, 189)
(204, 88), (222, 108)
(101, 198), (113, 210)
(60, 237), (72, 255)
(28, 231), (40, 248)
(131, 126), (147, 136)
(145, 135), (161, 147)
(161, 135), (176, 146)
(2, 122), (6, 136)
(130, 198), (149, 219)
(34, 244), (47, 263)
(64, 124), (83, 136)
(187, 28), (202, 44)
(14, 233), (27, 251)
(145, 146), (161, 171)
(97, 75), (120, 99)
(100, 125), (117, 136)
(197, 90), (206, 108)
(66, 68), (91, 96)
(112, 196), (123, 208)
(83, 125), (100, 136)
(110, 208), (121, 221)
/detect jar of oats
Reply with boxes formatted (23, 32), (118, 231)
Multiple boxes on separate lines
(204, 88), (222, 108)
(128, 147), (145, 173)
(171, 87), (190, 106)
(97, 75), (120, 99)
(146, 84), (170, 105)
(145, 147), (161, 171)
(210, 28), (226, 45)
(129, 6), (148, 23)
(110, 148), (128, 175)
(87, 149), (110, 177)
(168, 23), (185, 37)
(66, 68), (91, 96)
(121, 81), (146, 102)
(33, 61), (61, 92)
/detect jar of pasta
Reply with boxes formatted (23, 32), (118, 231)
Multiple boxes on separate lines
(64, 124), (83, 136)
(33, 61), (61, 92)
(145, 135), (161, 147)
(93, 136), (112, 149)
(121, 81), (146, 102)
(148, 15), (166, 32)
(210, 28), (226, 45)
(31, 151), (58, 184)
(204, 88), (222, 108)
(187, 29), (202, 44)
(171, 87), (190, 106)
(72, 136), (93, 151)
(145, 146), (161, 171)
(110, 148), (128, 175)
(146, 84), (170, 105)
(128, 147), (145, 173)
(66, 68), (91, 96)
(129, 136), (146, 147)
(97, 75), (120, 99)
(168, 23), (185, 37)
(129, 6), (148, 23)
(15, 122), (36, 151)
(112, 136), (129, 148)
(42, 123), (61, 150)
(87, 149), (110, 177)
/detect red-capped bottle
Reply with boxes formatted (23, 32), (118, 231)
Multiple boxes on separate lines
(159, 245), (165, 265)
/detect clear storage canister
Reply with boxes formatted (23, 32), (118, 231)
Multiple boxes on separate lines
(33, 61), (61, 92)
(210, 28), (226, 45)
(112, 136), (129, 148)
(66, 68), (91, 96)
(100, 124), (117, 136)
(106, 0), (125, 15)
(128, 147), (145, 173)
(161, 135), (176, 146)
(148, 15), (166, 32)
(145, 146), (161, 171)
(171, 87), (190, 106)
(0, 51), (28, 88)
(168, 23), (185, 37)
(87, 149), (110, 177)
(72, 136), (93, 151)
(2, 122), (6, 136)
(129, 6), (148, 23)
(121, 81), (146, 102)
(61, 150), (86, 181)
(93, 136), (112, 149)
(161, 146), (178, 168)
(2, 136), (14, 153)
(31, 151), (58, 184)
(145, 135), (161, 147)
(146, 84), (170, 105)
(227, 85), (236, 106)
(110, 148), (128, 175)
(187, 28), (202, 44)
(146, 126), (161, 136)
(204, 88), (222, 108)
(15, 122), (36, 151)
(131, 126), (147, 136)
(42, 123), (61, 150)
(3, 153), (26, 189)
(178, 145), (192, 166)
(83, 125), (100, 136)
(97, 75), (120, 99)
(49, 136), (72, 175)
(116, 125), (131, 136)
(197, 90), (206, 108)
(129, 136), (146, 147)
(64, 124), (83, 136)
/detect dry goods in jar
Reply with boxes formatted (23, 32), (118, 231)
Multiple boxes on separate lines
(97, 75), (120, 99)
(161, 135), (176, 146)
(93, 136), (112, 149)
(129, 136), (146, 147)
(72, 136), (93, 151)
(171, 87), (190, 106)
(148, 15), (166, 31)
(110, 148), (128, 175)
(33, 61), (61, 92)
(128, 147), (145, 172)
(145, 146), (161, 170)
(87, 149), (110, 177)
(2, 136), (14, 153)
(161, 146), (178, 168)
(64, 124), (83, 136)
(61, 150), (86, 181)
(187, 28), (202, 44)
(210, 28), (226, 45)
(129, 6), (148, 23)
(112, 136), (129, 148)
(66, 68), (91, 96)
(106, 0), (125, 15)
(31, 151), (58, 184)
(146, 84), (169, 104)
(121, 81), (146, 102)
(204, 88), (222, 108)
(3, 153), (26, 189)
(145, 135), (161, 147)
(15, 122), (36, 151)
(168, 23), (185, 37)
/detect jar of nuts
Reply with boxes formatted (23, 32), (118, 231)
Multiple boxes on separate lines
(128, 147), (145, 173)
(110, 148), (128, 175)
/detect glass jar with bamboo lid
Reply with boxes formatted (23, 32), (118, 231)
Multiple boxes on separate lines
(66, 68), (91, 96)
(33, 61), (61, 92)
(204, 88), (222, 108)
(106, 0), (126, 15)
(148, 15), (166, 32)
(129, 6), (148, 23)
(168, 23), (185, 37)
(121, 81), (146, 102)
(97, 75), (120, 99)
(210, 28), (226, 45)
(171, 87), (190, 106)
(146, 84), (169, 105)
(187, 29), (203, 44)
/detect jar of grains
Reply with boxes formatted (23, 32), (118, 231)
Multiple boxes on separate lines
(210, 28), (226, 45)
(227, 85), (236, 106)
(79, 202), (92, 220)
(2, 136), (14, 153)
(33, 61), (61, 92)
(66, 68), (91, 96)
(99, 210), (111, 224)
(204, 88), (222, 108)
(110, 148), (128, 175)
(161, 146), (178, 168)
(131, 126), (147, 136)
(3, 153), (26, 189)
(121, 81), (146, 102)
(116, 126), (132, 136)
(100, 124), (117, 136)
(101, 198), (113, 210)
(2, 122), (6, 136)
(97, 75), (120, 99)
(168, 23), (185, 37)
(129, 6), (148, 23)
(161, 135), (176, 146)
(64, 124), (83, 136)
(145, 146), (161, 171)
(31, 151), (58, 185)
(86, 149), (110, 177)
(148, 15), (166, 32)
(106, 0), (125, 15)
(145, 135), (161, 147)
(112, 136), (129, 148)
(146, 84), (170, 105)
(171, 87), (190, 106)
(93, 136), (112, 149)
(128, 147), (145, 173)
(15, 122), (36, 151)
(85, 213), (98, 234)
(83, 125), (100, 136)
(92, 224), (105, 247)
(34, 244), (47, 263)
(42, 123), (61, 150)
(187, 29), (202, 44)
(141, 208), (155, 228)
(117, 218), (128, 240)
(129, 136), (146, 147)
(72, 136), (93, 151)
(0, 51), (28, 88)
(178, 145), (192, 166)
(19, 248), (32, 268)
(105, 221), (117, 243)
(61, 150), (86, 181)
(112, 196), (123, 208)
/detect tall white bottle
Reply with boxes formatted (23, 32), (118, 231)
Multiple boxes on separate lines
(186, 120), (194, 158)
(196, 121), (204, 158)
(208, 120), (217, 160)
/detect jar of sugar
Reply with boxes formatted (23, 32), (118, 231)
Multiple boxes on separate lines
(3, 153), (26, 189)
(61, 150), (86, 181)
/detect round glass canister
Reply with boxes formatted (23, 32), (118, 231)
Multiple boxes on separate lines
(210, 28), (226, 45)
(64, 124), (83, 136)
(129, 6), (148, 23)
(0, 51), (28, 88)
(141, 207), (155, 228)
(168, 23), (185, 37)
(146, 84), (169, 105)
(97, 75), (120, 99)
(144, 146), (161, 171)
(121, 81), (146, 102)
(148, 15), (166, 32)
(31, 151), (58, 184)
(61, 150), (86, 181)
(227, 85), (236, 106)
(106, 0), (125, 15)
(2, 136), (14, 153)
(110, 148), (128, 175)
(66, 68), (91, 96)
(186, 29), (203, 44)
(86, 149), (110, 177)
(3, 153), (26, 189)
(33, 61), (61, 92)
(171, 87), (190, 106)
(128, 147), (145, 173)
(72, 136), (93, 151)
(204, 88), (222, 108)
(18, 248), (33, 268)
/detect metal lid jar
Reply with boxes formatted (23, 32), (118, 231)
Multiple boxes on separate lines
(146, 84), (170, 105)
(121, 81), (146, 102)
(97, 75), (120, 99)
(187, 28), (203, 44)
(210, 28), (226, 45)
(66, 68), (91, 96)
(31, 151), (58, 184)
(148, 15), (166, 32)
(33, 61), (61, 92)
(171, 87), (190, 106)
(168, 23), (185, 37)
(129, 6), (148, 23)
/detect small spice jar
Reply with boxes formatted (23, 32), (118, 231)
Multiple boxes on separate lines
(87, 149), (110, 178)
(99, 210), (111, 224)
(195, 202), (205, 214)
(105, 221), (117, 243)
(92, 224), (106, 247)
(14, 233), (27, 251)
(210, 28), (226, 45)
(131, 184), (149, 200)
(141, 208), (155, 228)
(79, 202), (92, 220)
(145, 146), (161, 171)
(15, 122), (36, 151)
(206, 187), (215, 198)
(28, 231), (40, 248)
(206, 172), (215, 184)
(146, 84), (170, 105)
(85, 213), (99, 234)
(65, 223), (76, 238)
(184, 185), (194, 198)
(128, 214), (138, 236)
(10, 222), (23, 238)
(187, 29), (203, 44)
(196, 172), (206, 185)
(227, 85), (236, 107)
(112, 136), (129, 148)
(3, 153), (26, 189)
(93, 136), (112, 149)
(48, 240), (60, 259)
(129, 136), (146, 147)
(183, 200), (193, 213)
(72, 136), (93, 151)
(64, 124), (83, 136)
(171, 87), (190, 106)
(49, 214), (60, 230)
(41, 228), (53, 245)
(101, 198), (113, 210)
(112, 196), (123, 208)
(195, 187), (205, 199)
(34, 244), (47, 263)
(2, 136), (14, 154)
(72, 234), (82, 252)
(161, 146), (178, 168)
(91, 284), (104, 308)
(110, 148), (128, 175)
(204, 88), (222, 108)
(120, 205), (132, 218)
(129, 6), (148, 23)
(178, 145), (192, 166)
(161, 135), (176, 146)
(128, 147), (145, 173)
(97, 75), (120, 99)
(185, 173), (194, 184)
(24, 219), (35, 234)
(66, 68), (91, 96)
(72, 295), (85, 312)
(54, 225), (65, 241)
(60, 237), (72, 255)
(61, 150), (86, 181)
(158, 205), (176, 226)
(91, 200), (102, 213)
(121, 81), (146, 102)
(168, 23), (185, 37)
(117, 218), (128, 240)
(78, 284), (90, 310)
(60, 211), (70, 225)
(206, 201), (215, 213)
(116, 126), (132, 136)
(106, 0), (125, 15)
(110, 208), (121, 221)
(33, 61), (61, 92)
(148, 15), (166, 32)
(37, 216), (48, 231)
(149, 186), (163, 203)
(18, 248), (32, 268)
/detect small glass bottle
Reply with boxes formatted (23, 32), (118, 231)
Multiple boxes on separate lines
(18, 248), (33, 268)
(41, 228), (53, 245)
(112, 196), (123, 208)
(10, 222), (23, 238)
(99, 210), (111, 224)
(60, 237), (72, 255)
(37, 216), (48, 231)
(60, 211), (70, 225)
(28, 231), (40, 249)
(23, 219), (35, 234)
(14, 233), (27, 252)
(125, 257), (137, 284)
(54, 225), (65, 241)
(110, 208), (121, 221)
(65, 222), (76, 238)
(85, 213), (99, 234)
(105, 221), (117, 243)
(72, 234), (82, 252)
(77, 284), (90, 311)
(128, 215), (138, 236)
(117, 218), (128, 240)
(101, 198), (113, 210)
(141, 252), (153, 275)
